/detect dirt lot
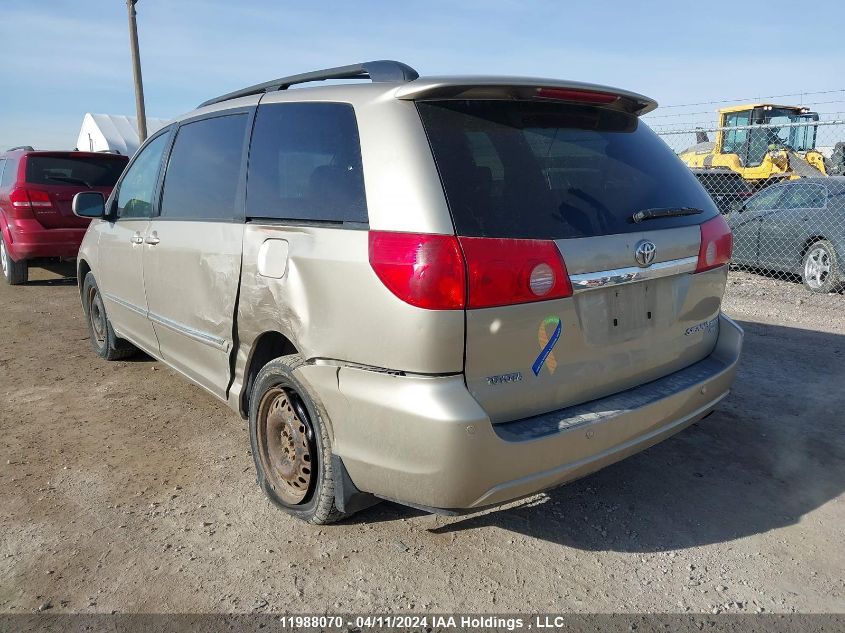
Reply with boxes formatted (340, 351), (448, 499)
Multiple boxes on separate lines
(0, 264), (843, 615)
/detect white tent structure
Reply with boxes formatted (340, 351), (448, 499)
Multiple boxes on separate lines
(76, 113), (170, 157)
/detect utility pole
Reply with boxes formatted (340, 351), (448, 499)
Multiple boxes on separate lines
(126, 0), (148, 143)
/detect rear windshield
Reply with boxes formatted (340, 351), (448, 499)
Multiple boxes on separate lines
(417, 100), (718, 239)
(25, 155), (127, 188)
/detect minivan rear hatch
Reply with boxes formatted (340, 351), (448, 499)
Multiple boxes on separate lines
(23, 153), (126, 228)
(417, 97), (729, 423)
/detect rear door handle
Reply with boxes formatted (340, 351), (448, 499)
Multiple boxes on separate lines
(130, 233), (144, 245)
(145, 233), (160, 245)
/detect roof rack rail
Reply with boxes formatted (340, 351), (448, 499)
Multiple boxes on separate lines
(7, 145), (34, 152)
(198, 60), (419, 108)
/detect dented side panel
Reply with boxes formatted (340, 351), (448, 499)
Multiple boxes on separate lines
(143, 220), (244, 399)
(229, 224), (465, 413)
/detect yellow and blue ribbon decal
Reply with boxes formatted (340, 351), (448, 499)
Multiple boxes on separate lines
(532, 316), (562, 376)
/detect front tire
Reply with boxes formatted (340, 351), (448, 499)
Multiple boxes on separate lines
(82, 272), (137, 360)
(1, 234), (28, 285)
(249, 354), (347, 524)
(802, 240), (841, 294)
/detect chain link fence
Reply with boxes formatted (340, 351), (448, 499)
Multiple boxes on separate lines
(654, 118), (845, 296)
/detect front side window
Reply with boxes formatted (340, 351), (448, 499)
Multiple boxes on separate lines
(116, 133), (169, 219)
(745, 186), (786, 212)
(246, 103), (368, 224)
(159, 114), (248, 221)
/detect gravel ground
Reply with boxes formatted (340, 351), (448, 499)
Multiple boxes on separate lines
(723, 270), (845, 334)
(0, 264), (843, 615)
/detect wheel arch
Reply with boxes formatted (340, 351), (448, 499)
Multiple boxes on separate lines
(0, 213), (17, 260)
(240, 330), (300, 418)
(801, 235), (828, 259)
(77, 258), (92, 297)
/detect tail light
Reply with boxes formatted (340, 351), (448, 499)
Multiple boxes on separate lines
(368, 231), (572, 310)
(696, 215), (733, 272)
(9, 187), (53, 217)
(459, 237), (572, 308)
(368, 231), (466, 310)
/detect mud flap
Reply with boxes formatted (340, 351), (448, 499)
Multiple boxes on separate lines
(331, 454), (380, 515)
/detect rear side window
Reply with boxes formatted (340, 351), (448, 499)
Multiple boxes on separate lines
(1, 159), (16, 188)
(160, 114), (248, 220)
(0, 159), (5, 185)
(417, 100), (718, 239)
(246, 102), (367, 224)
(25, 155), (126, 187)
(782, 184), (826, 209)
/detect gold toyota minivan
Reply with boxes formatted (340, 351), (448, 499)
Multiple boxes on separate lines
(73, 61), (743, 524)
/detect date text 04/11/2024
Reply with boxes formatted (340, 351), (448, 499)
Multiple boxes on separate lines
(349, 615), (575, 629)
(345, 615), (527, 630)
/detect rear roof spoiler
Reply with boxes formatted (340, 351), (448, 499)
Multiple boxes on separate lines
(394, 77), (657, 116)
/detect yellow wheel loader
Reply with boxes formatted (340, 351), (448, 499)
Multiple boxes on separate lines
(679, 104), (828, 188)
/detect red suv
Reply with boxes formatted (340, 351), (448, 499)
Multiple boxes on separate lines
(0, 147), (128, 284)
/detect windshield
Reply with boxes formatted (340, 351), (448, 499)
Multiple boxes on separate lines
(417, 100), (717, 239)
(25, 155), (127, 188)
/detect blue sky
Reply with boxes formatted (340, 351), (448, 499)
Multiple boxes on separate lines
(1, 0), (844, 149)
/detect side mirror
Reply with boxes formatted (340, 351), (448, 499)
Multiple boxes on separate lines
(72, 191), (105, 219)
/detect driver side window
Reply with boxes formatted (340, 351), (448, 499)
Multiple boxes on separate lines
(746, 186), (785, 212)
(116, 132), (169, 219)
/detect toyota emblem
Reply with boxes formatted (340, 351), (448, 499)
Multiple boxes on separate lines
(634, 240), (657, 267)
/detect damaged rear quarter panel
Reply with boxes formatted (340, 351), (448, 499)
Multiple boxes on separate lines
(231, 223), (465, 407)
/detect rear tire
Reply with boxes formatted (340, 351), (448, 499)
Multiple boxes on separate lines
(802, 240), (841, 294)
(1, 234), (28, 285)
(249, 354), (347, 525)
(82, 272), (137, 360)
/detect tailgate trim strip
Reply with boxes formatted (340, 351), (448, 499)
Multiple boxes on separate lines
(569, 256), (698, 293)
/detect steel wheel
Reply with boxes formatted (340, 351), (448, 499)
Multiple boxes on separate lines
(87, 286), (108, 346)
(804, 246), (831, 290)
(255, 386), (315, 505)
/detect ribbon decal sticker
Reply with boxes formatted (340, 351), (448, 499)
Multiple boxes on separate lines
(532, 316), (562, 376)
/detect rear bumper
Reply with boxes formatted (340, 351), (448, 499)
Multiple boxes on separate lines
(298, 313), (744, 510)
(2, 218), (85, 260)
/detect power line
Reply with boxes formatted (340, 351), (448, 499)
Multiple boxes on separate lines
(646, 99), (845, 120)
(647, 110), (728, 120)
(651, 111), (845, 126)
(659, 88), (845, 109)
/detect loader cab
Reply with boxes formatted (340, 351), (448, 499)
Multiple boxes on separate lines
(718, 104), (819, 168)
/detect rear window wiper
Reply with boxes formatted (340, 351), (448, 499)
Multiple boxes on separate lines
(45, 175), (93, 188)
(630, 207), (703, 224)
